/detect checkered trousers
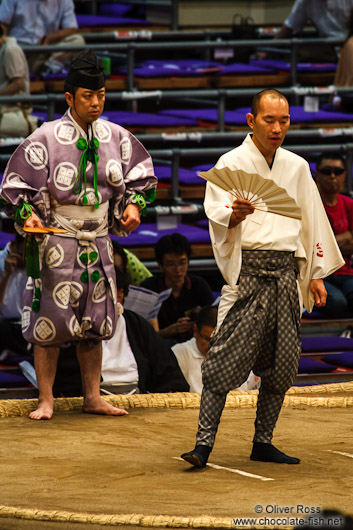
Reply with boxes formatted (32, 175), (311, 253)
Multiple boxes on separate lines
(196, 250), (302, 446)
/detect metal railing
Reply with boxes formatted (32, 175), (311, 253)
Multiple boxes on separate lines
(2, 84), (353, 133)
(20, 35), (344, 91)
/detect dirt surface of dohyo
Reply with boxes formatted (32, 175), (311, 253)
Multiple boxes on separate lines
(0, 398), (353, 530)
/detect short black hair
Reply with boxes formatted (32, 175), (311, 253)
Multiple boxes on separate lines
(155, 233), (191, 264)
(251, 88), (288, 118)
(63, 81), (79, 96)
(316, 152), (346, 170)
(115, 270), (130, 298)
(196, 305), (218, 331)
(111, 239), (128, 272)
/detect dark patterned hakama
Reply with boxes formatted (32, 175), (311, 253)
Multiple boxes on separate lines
(197, 250), (301, 445)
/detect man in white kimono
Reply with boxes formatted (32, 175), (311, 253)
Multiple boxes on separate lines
(181, 89), (344, 467)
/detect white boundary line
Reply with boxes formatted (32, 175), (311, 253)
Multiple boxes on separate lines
(173, 457), (274, 481)
(328, 450), (353, 459)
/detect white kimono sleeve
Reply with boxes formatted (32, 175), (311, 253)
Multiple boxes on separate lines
(204, 181), (242, 289)
(296, 178), (344, 312)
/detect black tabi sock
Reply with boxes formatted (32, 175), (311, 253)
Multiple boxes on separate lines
(181, 445), (212, 468)
(250, 442), (300, 464)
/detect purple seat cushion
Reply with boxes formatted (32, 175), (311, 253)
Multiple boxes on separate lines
(154, 166), (203, 186)
(322, 351), (353, 368)
(122, 59), (223, 78)
(192, 164), (214, 172)
(196, 219), (209, 229)
(298, 358), (335, 374)
(40, 70), (68, 80)
(111, 223), (210, 247)
(301, 336), (353, 352)
(159, 108), (246, 125)
(250, 59), (337, 73)
(99, 3), (134, 16)
(216, 62), (275, 75)
(76, 14), (151, 26)
(0, 232), (15, 249)
(100, 111), (198, 127)
(0, 371), (29, 387)
(235, 105), (353, 124)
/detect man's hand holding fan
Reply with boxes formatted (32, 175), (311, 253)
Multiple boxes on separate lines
(199, 167), (302, 223)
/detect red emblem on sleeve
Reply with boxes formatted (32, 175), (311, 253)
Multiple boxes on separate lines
(316, 243), (324, 257)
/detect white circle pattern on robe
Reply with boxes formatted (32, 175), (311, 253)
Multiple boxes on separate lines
(100, 315), (113, 336)
(54, 121), (79, 145)
(53, 281), (71, 309)
(95, 121), (112, 143)
(108, 277), (117, 304)
(6, 172), (27, 188)
(70, 282), (83, 307)
(25, 142), (48, 170)
(75, 188), (102, 206)
(106, 159), (124, 187)
(69, 314), (82, 338)
(22, 306), (32, 332)
(53, 162), (77, 191)
(25, 278), (33, 290)
(92, 278), (107, 303)
(125, 163), (147, 182)
(46, 244), (65, 268)
(120, 137), (132, 165)
(107, 240), (114, 263)
(33, 317), (56, 342)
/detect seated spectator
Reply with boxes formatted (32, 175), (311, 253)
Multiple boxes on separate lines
(53, 271), (189, 397)
(140, 233), (214, 344)
(0, 233), (30, 359)
(112, 239), (152, 287)
(314, 152), (353, 315)
(0, 0), (85, 76)
(172, 305), (260, 393)
(333, 8), (353, 111)
(276, 0), (353, 40)
(269, 0), (353, 62)
(172, 305), (217, 393)
(0, 26), (38, 137)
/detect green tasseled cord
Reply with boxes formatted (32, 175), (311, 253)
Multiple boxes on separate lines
(15, 202), (32, 225)
(145, 187), (156, 204)
(74, 129), (100, 209)
(14, 202), (40, 280)
(25, 235), (40, 279)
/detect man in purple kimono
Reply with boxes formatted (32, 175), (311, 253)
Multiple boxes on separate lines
(0, 49), (157, 420)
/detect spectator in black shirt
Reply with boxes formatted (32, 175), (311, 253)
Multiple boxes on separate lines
(141, 233), (214, 344)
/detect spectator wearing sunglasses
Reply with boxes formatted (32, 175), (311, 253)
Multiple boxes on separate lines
(315, 152), (353, 316)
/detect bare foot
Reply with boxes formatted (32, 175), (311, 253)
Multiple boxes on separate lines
(29, 399), (54, 420)
(83, 397), (128, 416)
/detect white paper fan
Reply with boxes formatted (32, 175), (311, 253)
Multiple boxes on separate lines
(199, 167), (302, 220)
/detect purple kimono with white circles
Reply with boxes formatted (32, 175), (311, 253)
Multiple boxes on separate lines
(0, 110), (157, 346)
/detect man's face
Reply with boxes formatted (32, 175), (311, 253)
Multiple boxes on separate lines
(315, 158), (346, 195)
(65, 87), (105, 129)
(247, 95), (290, 157)
(159, 252), (189, 286)
(194, 324), (214, 357)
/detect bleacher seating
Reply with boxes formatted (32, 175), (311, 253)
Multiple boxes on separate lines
(2, 16), (353, 396)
